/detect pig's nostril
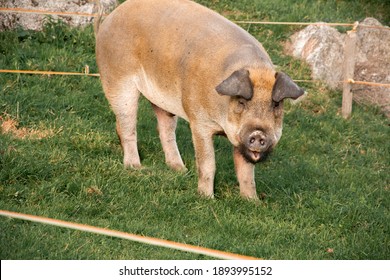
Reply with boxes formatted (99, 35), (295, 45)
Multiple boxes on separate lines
(247, 131), (269, 149)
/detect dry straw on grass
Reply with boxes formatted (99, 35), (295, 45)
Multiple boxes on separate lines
(0, 114), (54, 140)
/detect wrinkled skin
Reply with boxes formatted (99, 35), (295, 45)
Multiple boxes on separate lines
(95, 0), (304, 200)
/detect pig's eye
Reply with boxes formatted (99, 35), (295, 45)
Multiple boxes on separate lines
(235, 99), (246, 114)
(273, 101), (280, 108)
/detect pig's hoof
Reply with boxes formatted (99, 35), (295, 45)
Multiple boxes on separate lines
(198, 189), (215, 199)
(240, 192), (259, 201)
(124, 162), (143, 170)
(168, 162), (188, 173)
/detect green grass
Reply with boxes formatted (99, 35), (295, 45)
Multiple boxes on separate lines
(0, 0), (389, 260)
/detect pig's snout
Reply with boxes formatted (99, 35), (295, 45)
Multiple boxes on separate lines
(239, 129), (273, 164)
(247, 130), (270, 152)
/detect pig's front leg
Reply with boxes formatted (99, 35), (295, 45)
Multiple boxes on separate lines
(191, 126), (216, 198)
(233, 147), (259, 200)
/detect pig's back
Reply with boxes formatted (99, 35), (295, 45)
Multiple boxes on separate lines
(97, 0), (271, 77)
(96, 0), (273, 119)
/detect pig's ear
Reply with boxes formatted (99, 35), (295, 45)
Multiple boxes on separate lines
(215, 69), (253, 100)
(272, 72), (305, 102)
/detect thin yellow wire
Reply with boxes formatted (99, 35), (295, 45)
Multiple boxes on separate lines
(0, 210), (260, 260)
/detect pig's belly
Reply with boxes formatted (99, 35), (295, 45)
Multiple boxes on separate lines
(134, 70), (189, 121)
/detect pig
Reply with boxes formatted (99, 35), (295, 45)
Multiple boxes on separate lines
(95, 0), (304, 200)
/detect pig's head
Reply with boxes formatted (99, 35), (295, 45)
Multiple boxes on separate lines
(216, 68), (304, 164)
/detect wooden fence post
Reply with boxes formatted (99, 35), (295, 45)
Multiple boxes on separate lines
(342, 22), (359, 119)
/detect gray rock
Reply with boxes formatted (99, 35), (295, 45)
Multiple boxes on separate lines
(285, 23), (345, 89)
(285, 18), (390, 117)
(0, 0), (117, 31)
(354, 18), (390, 118)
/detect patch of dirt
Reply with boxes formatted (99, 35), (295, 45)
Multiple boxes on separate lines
(0, 114), (54, 139)
(86, 186), (103, 196)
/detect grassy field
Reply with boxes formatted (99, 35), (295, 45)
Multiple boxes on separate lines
(0, 0), (389, 260)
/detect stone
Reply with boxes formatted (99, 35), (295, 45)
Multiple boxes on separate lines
(285, 23), (345, 89)
(354, 18), (390, 118)
(285, 18), (390, 118)
(0, 0), (117, 31)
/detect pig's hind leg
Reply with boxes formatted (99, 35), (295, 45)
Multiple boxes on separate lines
(106, 82), (142, 169)
(152, 104), (187, 172)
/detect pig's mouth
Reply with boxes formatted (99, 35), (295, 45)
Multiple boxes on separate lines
(239, 145), (271, 164)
